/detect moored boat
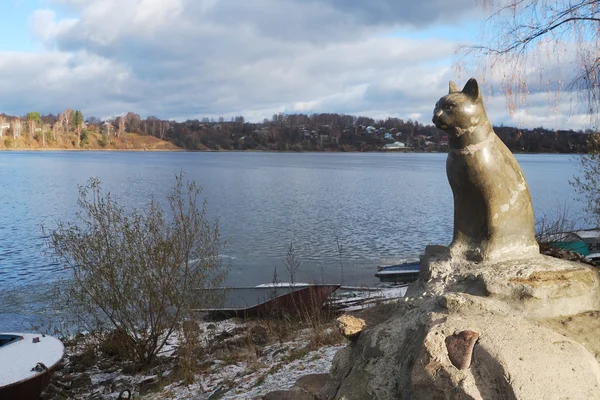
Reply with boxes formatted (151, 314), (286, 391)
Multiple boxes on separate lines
(0, 333), (64, 400)
(375, 261), (420, 284)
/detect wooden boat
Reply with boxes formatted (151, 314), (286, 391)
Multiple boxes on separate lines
(375, 261), (420, 284)
(0, 333), (64, 400)
(196, 283), (340, 318)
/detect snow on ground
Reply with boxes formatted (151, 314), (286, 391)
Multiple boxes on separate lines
(146, 342), (344, 400)
(141, 321), (346, 400)
(48, 287), (407, 400)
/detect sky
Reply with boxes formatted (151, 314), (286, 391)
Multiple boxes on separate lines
(0, 0), (591, 130)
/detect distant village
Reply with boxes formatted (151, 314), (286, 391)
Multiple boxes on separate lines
(0, 111), (592, 153)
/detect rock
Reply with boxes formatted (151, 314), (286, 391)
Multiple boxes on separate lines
(121, 363), (138, 374)
(208, 385), (232, 399)
(323, 251), (600, 400)
(40, 383), (60, 399)
(293, 373), (329, 394)
(215, 330), (233, 341)
(40, 387), (68, 400)
(444, 330), (479, 370)
(261, 390), (315, 400)
(71, 373), (92, 389)
(138, 375), (160, 394)
(60, 373), (76, 383)
(111, 376), (133, 393)
(322, 82), (600, 399)
(72, 362), (89, 373)
(249, 324), (269, 346)
(335, 314), (366, 340)
(98, 360), (116, 371)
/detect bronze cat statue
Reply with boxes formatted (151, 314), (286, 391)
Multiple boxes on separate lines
(432, 78), (539, 262)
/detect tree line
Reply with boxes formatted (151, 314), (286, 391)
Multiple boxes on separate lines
(0, 110), (593, 153)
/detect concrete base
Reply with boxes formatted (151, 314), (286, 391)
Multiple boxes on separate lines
(321, 248), (600, 399)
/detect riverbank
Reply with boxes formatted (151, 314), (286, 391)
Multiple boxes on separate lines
(0, 132), (180, 152)
(40, 301), (399, 399)
(0, 146), (583, 155)
(0, 130), (587, 154)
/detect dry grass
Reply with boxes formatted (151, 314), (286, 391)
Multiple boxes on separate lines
(0, 130), (180, 150)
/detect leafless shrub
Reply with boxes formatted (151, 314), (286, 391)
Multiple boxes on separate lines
(336, 236), (344, 286)
(283, 241), (301, 284)
(535, 204), (579, 250)
(47, 172), (228, 367)
(572, 134), (600, 226)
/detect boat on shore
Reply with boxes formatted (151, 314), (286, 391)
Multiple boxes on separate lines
(0, 333), (64, 400)
(327, 285), (409, 312)
(574, 228), (600, 258)
(195, 283), (341, 318)
(375, 261), (421, 284)
(544, 228), (600, 261)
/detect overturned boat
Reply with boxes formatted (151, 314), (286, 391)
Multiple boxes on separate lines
(196, 283), (340, 318)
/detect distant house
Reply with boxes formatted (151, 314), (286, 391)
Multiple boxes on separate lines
(103, 121), (113, 134)
(0, 122), (9, 138)
(384, 132), (393, 140)
(383, 141), (406, 150)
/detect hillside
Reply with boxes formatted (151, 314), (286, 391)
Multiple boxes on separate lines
(0, 130), (180, 151)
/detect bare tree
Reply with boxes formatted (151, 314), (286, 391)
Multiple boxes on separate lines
(572, 133), (600, 224)
(463, 0), (600, 119)
(52, 123), (58, 142)
(13, 118), (21, 139)
(466, 1), (600, 223)
(58, 109), (73, 135)
(0, 115), (5, 139)
(73, 110), (84, 147)
(283, 241), (301, 284)
(115, 116), (125, 137)
(47, 173), (228, 367)
(125, 112), (141, 133)
(159, 121), (168, 140)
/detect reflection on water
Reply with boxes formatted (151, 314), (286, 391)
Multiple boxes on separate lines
(0, 151), (584, 330)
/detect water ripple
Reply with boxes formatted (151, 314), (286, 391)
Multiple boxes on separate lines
(0, 151), (585, 330)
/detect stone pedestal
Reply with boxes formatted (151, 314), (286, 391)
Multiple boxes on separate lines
(321, 248), (600, 399)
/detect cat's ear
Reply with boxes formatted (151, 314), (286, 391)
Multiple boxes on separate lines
(462, 78), (481, 101)
(449, 81), (460, 94)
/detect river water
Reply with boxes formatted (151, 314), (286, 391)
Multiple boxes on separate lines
(0, 151), (587, 330)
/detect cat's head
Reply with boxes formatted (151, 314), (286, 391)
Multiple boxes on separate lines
(432, 78), (488, 137)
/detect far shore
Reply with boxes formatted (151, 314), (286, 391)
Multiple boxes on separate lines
(0, 147), (583, 155)
(0, 147), (186, 152)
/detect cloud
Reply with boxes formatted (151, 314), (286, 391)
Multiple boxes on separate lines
(315, 0), (479, 27)
(0, 0), (586, 129)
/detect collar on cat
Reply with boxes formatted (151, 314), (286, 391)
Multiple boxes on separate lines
(450, 130), (494, 156)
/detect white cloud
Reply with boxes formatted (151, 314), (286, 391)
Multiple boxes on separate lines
(29, 9), (77, 43)
(0, 0), (588, 129)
